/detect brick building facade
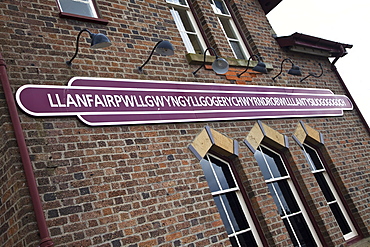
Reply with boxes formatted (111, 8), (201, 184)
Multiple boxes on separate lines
(0, 0), (369, 246)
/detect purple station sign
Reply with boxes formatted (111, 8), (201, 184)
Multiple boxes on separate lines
(16, 77), (353, 126)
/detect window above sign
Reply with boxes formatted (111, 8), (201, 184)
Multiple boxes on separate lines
(209, 0), (250, 60)
(166, 0), (207, 55)
(57, 0), (108, 24)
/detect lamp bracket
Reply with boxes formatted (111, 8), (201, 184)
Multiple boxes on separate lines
(272, 58), (296, 81)
(237, 54), (262, 77)
(138, 40), (162, 72)
(300, 63), (323, 82)
(66, 29), (92, 67)
(192, 47), (219, 75)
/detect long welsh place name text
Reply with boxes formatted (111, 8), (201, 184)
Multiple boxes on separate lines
(47, 93), (347, 109)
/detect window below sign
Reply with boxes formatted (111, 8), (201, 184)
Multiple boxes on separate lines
(201, 153), (263, 247)
(255, 145), (320, 246)
(302, 143), (358, 241)
(293, 121), (361, 243)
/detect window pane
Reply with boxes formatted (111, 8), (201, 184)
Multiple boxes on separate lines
(255, 149), (272, 180)
(213, 0), (228, 15)
(268, 183), (286, 216)
(268, 181), (300, 216)
(230, 231), (258, 247)
(214, 195), (233, 234)
(283, 217), (299, 247)
(329, 203), (352, 235)
(237, 231), (258, 247)
(314, 173), (335, 202)
(284, 214), (317, 247)
(220, 18), (235, 38)
(166, 0), (187, 5)
(256, 146), (288, 180)
(262, 147), (288, 178)
(177, 9), (194, 32)
(229, 236), (237, 246)
(304, 145), (323, 170)
(201, 156), (236, 192)
(200, 158), (219, 192)
(224, 193), (249, 232)
(214, 193), (249, 234)
(209, 156), (236, 191)
(230, 41), (246, 60)
(188, 34), (203, 54)
(59, 0), (97, 18)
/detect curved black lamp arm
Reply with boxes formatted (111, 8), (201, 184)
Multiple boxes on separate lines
(138, 40), (163, 71)
(237, 54), (259, 77)
(272, 58), (294, 81)
(66, 29), (92, 66)
(300, 63), (323, 82)
(192, 47), (218, 75)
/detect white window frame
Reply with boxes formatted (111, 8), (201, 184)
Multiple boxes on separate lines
(166, 0), (207, 54)
(57, 0), (99, 18)
(302, 143), (358, 241)
(202, 153), (263, 247)
(256, 145), (322, 247)
(209, 0), (250, 60)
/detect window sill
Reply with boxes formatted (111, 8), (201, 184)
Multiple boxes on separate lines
(59, 12), (109, 25)
(185, 53), (273, 70)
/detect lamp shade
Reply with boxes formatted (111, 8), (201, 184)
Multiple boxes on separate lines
(90, 33), (112, 49)
(288, 65), (302, 76)
(253, 61), (268, 74)
(212, 57), (229, 74)
(155, 40), (174, 56)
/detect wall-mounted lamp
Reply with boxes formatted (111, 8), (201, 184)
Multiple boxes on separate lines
(272, 58), (302, 81)
(66, 29), (112, 66)
(192, 47), (229, 75)
(300, 63), (323, 82)
(237, 54), (267, 77)
(138, 40), (174, 72)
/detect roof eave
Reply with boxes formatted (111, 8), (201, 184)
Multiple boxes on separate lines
(275, 32), (353, 58)
(258, 0), (282, 14)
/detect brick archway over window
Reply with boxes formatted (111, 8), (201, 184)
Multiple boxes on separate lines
(293, 120), (325, 146)
(188, 126), (238, 160)
(244, 120), (289, 153)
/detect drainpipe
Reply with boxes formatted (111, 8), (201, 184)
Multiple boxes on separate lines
(0, 53), (54, 247)
(330, 46), (370, 134)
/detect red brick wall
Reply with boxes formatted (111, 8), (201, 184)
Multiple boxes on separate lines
(0, 107), (39, 246)
(0, 0), (369, 246)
